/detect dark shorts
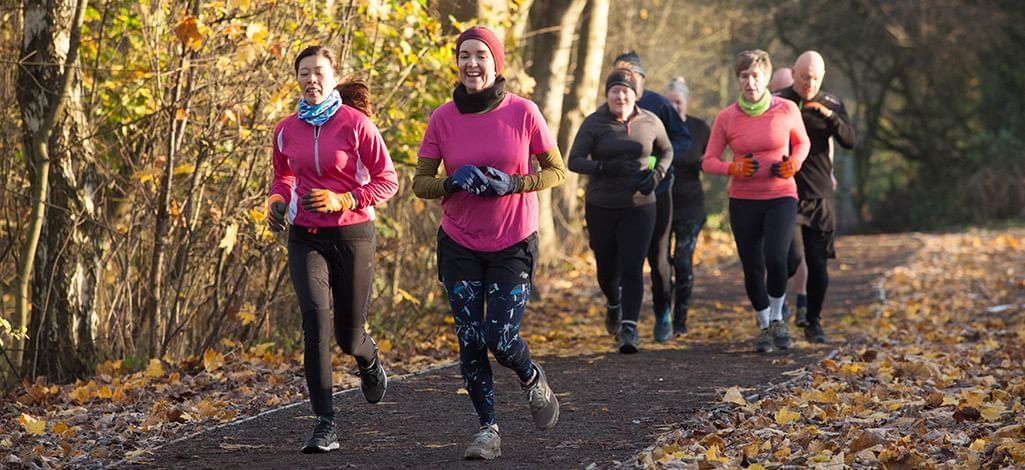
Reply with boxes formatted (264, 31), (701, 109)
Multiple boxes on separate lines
(437, 228), (537, 284)
(795, 198), (836, 258)
(796, 197), (836, 232)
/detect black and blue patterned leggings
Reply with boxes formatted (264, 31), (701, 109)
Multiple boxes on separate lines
(444, 280), (534, 426)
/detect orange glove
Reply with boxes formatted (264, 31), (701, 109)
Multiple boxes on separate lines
(267, 194), (287, 232)
(727, 154), (759, 177)
(302, 189), (356, 213)
(771, 155), (799, 179)
(803, 101), (833, 119)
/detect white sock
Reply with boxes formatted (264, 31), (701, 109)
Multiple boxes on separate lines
(755, 308), (771, 329)
(769, 295), (786, 322)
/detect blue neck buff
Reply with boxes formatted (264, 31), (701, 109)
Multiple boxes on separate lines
(297, 90), (342, 126)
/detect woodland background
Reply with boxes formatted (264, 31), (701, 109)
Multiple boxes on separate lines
(1, 0), (1023, 389)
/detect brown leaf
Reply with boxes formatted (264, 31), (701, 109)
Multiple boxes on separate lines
(953, 406), (981, 422)
(849, 429), (888, 453)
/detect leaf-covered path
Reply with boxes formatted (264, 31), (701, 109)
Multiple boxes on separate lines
(125, 233), (919, 469)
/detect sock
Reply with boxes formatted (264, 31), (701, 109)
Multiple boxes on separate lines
(621, 320), (637, 327)
(755, 307), (771, 329)
(797, 294), (807, 308)
(522, 364), (538, 388)
(769, 295), (786, 322)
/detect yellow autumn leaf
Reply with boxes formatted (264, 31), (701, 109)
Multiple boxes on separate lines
(145, 358), (165, 378)
(775, 407), (801, 425)
(70, 384), (92, 402)
(247, 208), (266, 223)
(839, 362), (865, 375)
(228, 0), (249, 9)
(19, 413), (46, 436)
(245, 22), (267, 46)
(96, 385), (113, 399)
(748, 465), (766, 470)
(981, 404), (1005, 422)
(705, 444), (730, 463)
(969, 439), (987, 452)
(378, 339), (393, 354)
(722, 386), (747, 406)
(456, 388), (469, 395)
(220, 338), (239, 349)
(203, 348), (225, 372)
(52, 421), (70, 435)
(238, 303), (256, 326)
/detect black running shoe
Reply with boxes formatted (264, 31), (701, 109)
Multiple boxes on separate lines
(605, 304), (622, 336)
(804, 322), (827, 343)
(617, 322), (639, 354)
(672, 307), (688, 337)
(359, 359), (388, 404)
(301, 416), (339, 453)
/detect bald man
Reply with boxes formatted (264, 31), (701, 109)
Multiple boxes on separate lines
(769, 67), (793, 93)
(776, 51), (856, 343)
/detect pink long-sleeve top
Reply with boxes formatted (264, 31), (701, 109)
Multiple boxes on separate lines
(269, 104), (398, 227)
(701, 96), (810, 200)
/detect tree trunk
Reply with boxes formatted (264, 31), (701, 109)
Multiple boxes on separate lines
(15, 0), (91, 381)
(555, 0), (609, 234)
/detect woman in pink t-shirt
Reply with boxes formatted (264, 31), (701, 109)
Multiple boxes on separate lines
(702, 49), (810, 354)
(412, 26), (565, 460)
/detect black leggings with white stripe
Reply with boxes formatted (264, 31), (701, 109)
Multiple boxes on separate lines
(728, 198), (797, 312)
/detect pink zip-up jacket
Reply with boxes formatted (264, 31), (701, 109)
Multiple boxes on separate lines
(702, 97), (810, 200)
(269, 105), (398, 228)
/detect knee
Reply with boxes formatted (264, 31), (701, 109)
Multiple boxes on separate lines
(335, 328), (365, 356)
(484, 323), (517, 357)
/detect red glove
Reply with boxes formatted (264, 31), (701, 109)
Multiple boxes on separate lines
(771, 155), (799, 179)
(302, 189), (356, 213)
(727, 154), (759, 177)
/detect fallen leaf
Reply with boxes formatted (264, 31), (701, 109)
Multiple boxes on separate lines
(722, 386), (747, 406)
(19, 414), (46, 435)
(145, 359), (164, 378)
(775, 407), (801, 425)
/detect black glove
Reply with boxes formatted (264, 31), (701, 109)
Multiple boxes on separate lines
(636, 169), (662, 195)
(599, 158), (642, 176)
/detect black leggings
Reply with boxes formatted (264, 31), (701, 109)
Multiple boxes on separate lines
(647, 191), (673, 316)
(671, 216), (705, 315)
(728, 198), (797, 311)
(788, 226), (830, 324)
(586, 203), (657, 323)
(289, 222), (379, 419)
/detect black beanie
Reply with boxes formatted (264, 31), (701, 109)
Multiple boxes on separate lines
(613, 51), (645, 76)
(605, 68), (638, 95)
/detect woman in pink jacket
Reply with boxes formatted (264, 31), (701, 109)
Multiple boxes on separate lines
(266, 45), (398, 454)
(702, 50), (810, 353)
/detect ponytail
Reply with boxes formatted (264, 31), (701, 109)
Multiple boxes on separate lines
(336, 78), (372, 117)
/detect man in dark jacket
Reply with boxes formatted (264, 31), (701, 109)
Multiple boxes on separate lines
(776, 50), (857, 343)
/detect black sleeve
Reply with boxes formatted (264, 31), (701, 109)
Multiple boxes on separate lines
(658, 103), (692, 156)
(567, 117), (602, 174)
(826, 97), (857, 149)
(676, 119), (709, 169)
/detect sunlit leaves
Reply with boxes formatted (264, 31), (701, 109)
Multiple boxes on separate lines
(144, 359), (164, 378)
(19, 414), (46, 436)
(174, 16), (204, 52)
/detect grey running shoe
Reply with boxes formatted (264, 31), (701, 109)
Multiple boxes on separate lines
(653, 309), (672, 343)
(754, 328), (774, 353)
(523, 364), (559, 430)
(795, 305), (809, 327)
(301, 416), (339, 454)
(605, 304), (622, 335)
(672, 307), (688, 337)
(618, 322), (639, 354)
(358, 358), (387, 404)
(769, 320), (793, 349)
(804, 322), (828, 343)
(463, 424), (501, 460)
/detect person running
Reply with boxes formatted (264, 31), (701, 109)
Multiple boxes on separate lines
(664, 77), (710, 336)
(568, 68), (673, 354)
(776, 51), (857, 343)
(412, 26), (563, 460)
(769, 66), (808, 319)
(266, 45), (398, 453)
(769, 67), (793, 93)
(612, 52), (692, 343)
(701, 49), (810, 353)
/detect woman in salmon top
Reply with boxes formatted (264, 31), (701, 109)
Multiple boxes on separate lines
(702, 49), (810, 353)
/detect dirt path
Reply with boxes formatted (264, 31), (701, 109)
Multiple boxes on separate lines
(128, 234), (920, 469)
